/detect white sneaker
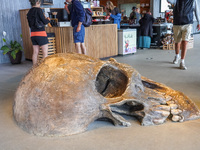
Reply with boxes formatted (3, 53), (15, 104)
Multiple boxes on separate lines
(180, 62), (187, 70)
(173, 56), (180, 64)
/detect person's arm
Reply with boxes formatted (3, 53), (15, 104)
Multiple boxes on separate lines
(194, 0), (200, 30)
(74, 1), (85, 32)
(65, 4), (70, 14)
(110, 13), (121, 20)
(76, 22), (83, 32)
(38, 9), (50, 25)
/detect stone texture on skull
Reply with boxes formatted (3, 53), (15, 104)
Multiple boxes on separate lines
(13, 53), (200, 136)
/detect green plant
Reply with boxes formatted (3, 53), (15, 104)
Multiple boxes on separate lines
(0, 34), (23, 60)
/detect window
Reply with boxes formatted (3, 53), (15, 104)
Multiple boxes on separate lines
(160, 0), (171, 12)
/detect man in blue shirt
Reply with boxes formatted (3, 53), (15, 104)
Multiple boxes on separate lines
(66, 0), (86, 54)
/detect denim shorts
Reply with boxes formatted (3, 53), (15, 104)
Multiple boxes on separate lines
(73, 25), (85, 43)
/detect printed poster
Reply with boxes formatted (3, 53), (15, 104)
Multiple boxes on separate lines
(123, 31), (137, 54)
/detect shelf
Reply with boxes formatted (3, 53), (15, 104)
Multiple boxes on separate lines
(92, 15), (105, 18)
(91, 7), (103, 11)
(91, 7), (102, 9)
(91, 7), (104, 17)
(141, 6), (150, 8)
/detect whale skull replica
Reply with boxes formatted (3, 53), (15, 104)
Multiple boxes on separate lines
(13, 53), (200, 136)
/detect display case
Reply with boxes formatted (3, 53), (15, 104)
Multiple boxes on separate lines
(151, 24), (167, 48)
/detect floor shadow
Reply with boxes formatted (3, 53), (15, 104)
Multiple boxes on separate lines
(170, 66), (181, 70)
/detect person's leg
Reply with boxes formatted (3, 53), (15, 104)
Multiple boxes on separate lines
(179, 41), (188, 70)
(32, 45), (40, 66)
(73, 25), (82, 54)
(180, 41), (188, 59)
(81, 43), (86, 55)
(173, 25), (181, 64)
(175, 42), (181, 55)
(75, 43), (82, 54)
(41, 44), (48, 58)
(179, 24), (192, 70)
(80, 25), (86, 54)
(173, 42), (181, 64)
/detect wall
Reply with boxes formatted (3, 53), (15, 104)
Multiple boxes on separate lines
(0, 0), (28, 63)
(0, 0), (65, 64)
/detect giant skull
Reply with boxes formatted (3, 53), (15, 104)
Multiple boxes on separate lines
(13, 53), (200, 136)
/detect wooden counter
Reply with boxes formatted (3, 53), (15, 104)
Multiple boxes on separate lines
(20, 9), (118, 60)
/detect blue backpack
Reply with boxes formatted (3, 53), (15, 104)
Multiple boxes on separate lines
(82, 8), (93, 27)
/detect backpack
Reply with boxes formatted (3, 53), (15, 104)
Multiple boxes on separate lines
(82, 8), (93, 27)
(72, 1), (93, 27)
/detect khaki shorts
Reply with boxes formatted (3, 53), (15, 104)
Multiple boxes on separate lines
(173, 24), (192, 43)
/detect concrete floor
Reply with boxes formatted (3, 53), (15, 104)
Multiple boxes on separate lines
(0, 34), (200, 150)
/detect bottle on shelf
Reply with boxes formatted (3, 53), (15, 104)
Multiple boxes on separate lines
(93, 0), (97, 7)
(97, 0), (100, 7)
(90, 0), (94, 7)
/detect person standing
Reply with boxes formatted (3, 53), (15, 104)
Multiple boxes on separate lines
(106, 1), (121, 29)
(135, 7), (141, 24)
(65, 0), (86, 55)
(27, 0), (50, 66)
(129, 7), (140, 24)
(138, 11), (155, 49)
(129, 6), (137, 24)
(167, 0), (200, 70)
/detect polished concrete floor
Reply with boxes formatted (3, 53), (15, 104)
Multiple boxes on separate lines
(0, 34), (200, 150)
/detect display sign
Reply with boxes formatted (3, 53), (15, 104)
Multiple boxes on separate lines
(122, 31), (137, 54)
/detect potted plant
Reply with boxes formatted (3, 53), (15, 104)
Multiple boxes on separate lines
(0, 32), (23, 64)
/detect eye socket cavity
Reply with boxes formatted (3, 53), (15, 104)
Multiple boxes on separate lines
(95, 65), (128, 98)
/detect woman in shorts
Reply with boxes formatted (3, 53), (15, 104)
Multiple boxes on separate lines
(27, 0), (50, 66)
